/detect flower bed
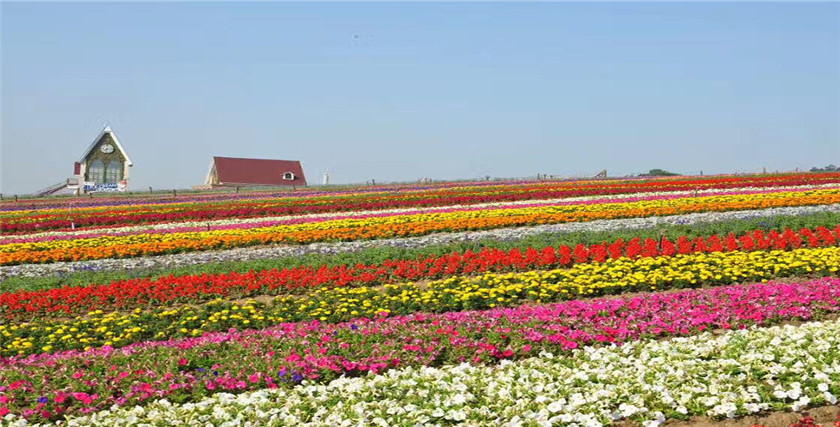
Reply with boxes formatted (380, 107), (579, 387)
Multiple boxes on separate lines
(9, 318), (838, 426)
(2, 225), (836, 319)
(3, 189), (839, 265)
(4, 204), (838, 282)
(0, 279), (838, 422)
(2, 247), (838, 356)
(3, 176), (840, 426)
(6, 173), (838, 232)
(7, 185), (836, 244)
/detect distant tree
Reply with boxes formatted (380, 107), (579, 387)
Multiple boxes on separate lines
(810, 164), (839, 172)
(641, 169), (680, 177)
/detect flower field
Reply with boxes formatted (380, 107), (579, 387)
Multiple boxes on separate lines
(5, 174), (838, 233)
(1, 172), (840, 426)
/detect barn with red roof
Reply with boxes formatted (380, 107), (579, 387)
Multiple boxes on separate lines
(204, 156), (307, 187)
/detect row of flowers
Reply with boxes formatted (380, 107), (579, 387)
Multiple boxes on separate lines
(6, 173), (839, 232)
(3, 225), (837, 319)
(5, 174), (822, 214)
(8, 184), (825, 243)
(4, 203), (838, 281)
(4, 178), (728, 229)
(4, 189), (839, 265)
(2, 246), (838, 356)
(1, 178), (552, 213)
(4, 314), (838, 425)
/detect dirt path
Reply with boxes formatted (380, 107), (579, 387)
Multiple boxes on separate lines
(659, 405), (839, 427)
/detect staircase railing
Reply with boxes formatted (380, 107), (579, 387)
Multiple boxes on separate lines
(34, 179), (71, 197)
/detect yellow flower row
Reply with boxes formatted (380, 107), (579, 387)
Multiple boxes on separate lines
(292, 246), (839, 316)
(2, 246), (837, 356)
(3, 188), (838, 255)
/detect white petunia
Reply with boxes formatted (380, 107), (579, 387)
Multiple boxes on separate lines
(792, 396), (811, 411)
(547, 401), (564, 413)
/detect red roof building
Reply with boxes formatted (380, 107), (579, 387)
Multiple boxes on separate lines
(205, 157), (307, 187)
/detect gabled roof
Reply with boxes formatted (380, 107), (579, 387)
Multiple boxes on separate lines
(212, 156), (307, 186)
(77, 126), (133, 166)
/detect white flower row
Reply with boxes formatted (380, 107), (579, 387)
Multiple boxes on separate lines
(2, 203), (838, 281)
(20, 320), (840, 427)
(5, 183), (835, 241)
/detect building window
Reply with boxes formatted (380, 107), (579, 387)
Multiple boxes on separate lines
(105, 160), (122, 183)
(87, 159), (105, 183)
(283, 172), (295, 180)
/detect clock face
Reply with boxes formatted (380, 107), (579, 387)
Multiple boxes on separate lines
(100, 144), (115, 154)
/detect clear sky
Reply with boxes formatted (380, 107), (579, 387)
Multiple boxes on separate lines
(2, 2), (839, 194)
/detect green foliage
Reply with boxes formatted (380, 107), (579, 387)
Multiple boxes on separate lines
(642, 169), (680, 177)
(810, 164), (839, 172)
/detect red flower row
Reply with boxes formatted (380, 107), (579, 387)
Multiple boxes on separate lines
(2, 226), (837, 320)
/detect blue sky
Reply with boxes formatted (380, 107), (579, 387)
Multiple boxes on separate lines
(2, 2), (839, 194)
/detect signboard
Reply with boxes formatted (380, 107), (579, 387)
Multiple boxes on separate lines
(84, 181), (127, 192)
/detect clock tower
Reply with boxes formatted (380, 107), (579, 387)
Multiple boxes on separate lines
(74, 126), (134, 193)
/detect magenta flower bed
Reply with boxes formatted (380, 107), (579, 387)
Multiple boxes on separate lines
(1, 278), (838, 421)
